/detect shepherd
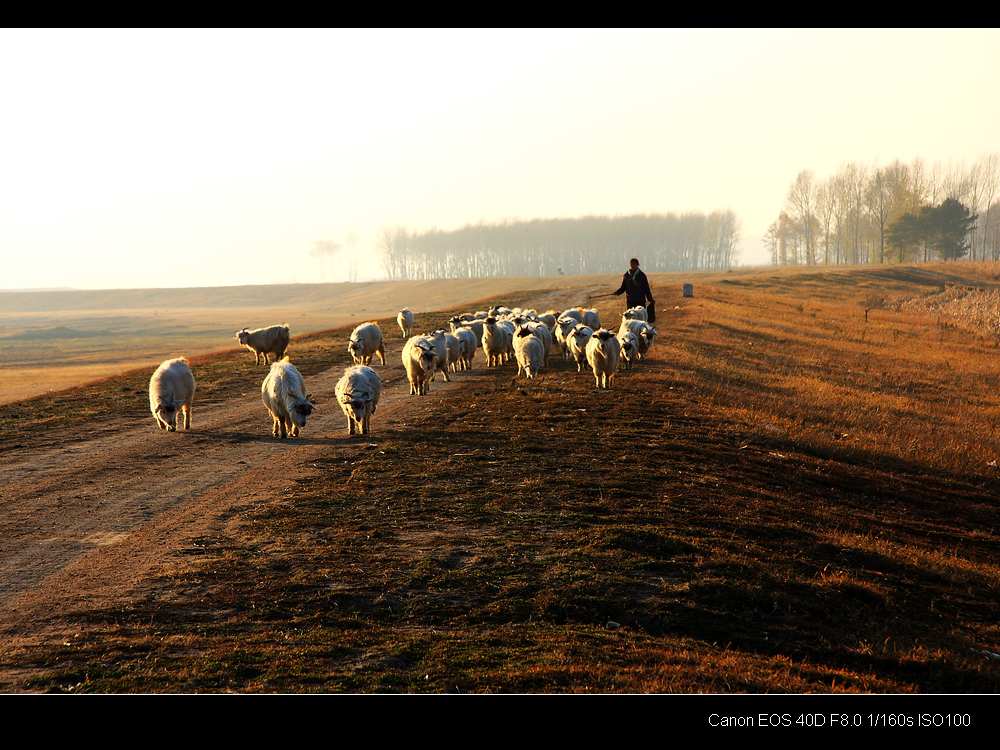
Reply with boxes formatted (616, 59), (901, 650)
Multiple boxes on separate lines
(612, 258), (656, 323)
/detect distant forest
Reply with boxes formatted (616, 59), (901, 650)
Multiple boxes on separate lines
(377, 212), (740, 280)
(767, 155), (1000, 266)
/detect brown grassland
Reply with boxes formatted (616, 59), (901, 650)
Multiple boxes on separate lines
(0, 263), (998, 692)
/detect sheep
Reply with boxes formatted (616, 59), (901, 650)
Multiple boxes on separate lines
(450, 315), (484, 346)
(421, 331), (452, 381)
(474, 310), (488, 320)
(149, 357), (196, 432)
(617, 330), (640, 370)
(496, 319), (516, 362)
(560, 307), (584, 324)
(622, 305), (648, 323)
(403, 336), (438, 395)
(536, 310), (558, 331)
(482, 316), (513, 367)
(434, 329), (464, 373)
(236, 324), (290, 366)
(261, 356), (315, 439)
(514, 319), (554, 363)
(586, 329), (621, 389)
(582, 307), (601, 329)
(347, 322), (386, 367)
(453, 326), (478, 370)
(567, 324), (594, 373)
(514, 325), (545, 379)
(335, 365), (381, 435)
(397, 308), (415, 339)
(554, 316), (578, 360)
(619, 319), (658, 360)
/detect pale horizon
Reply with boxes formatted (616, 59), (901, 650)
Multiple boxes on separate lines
(3, 28), (999, 290)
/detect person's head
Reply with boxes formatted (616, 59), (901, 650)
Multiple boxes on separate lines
(629, 258), (640, 271)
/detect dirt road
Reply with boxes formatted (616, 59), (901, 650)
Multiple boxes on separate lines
(0, 285), (598, 681)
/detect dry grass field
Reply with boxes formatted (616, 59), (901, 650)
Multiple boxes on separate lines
(0, 263), (998, 692)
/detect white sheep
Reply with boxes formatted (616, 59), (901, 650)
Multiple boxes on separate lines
(450, 315), (484, 347)
(622, 305), (648, 323)
(421, 331), (452, 382)
(335, 365), (381, 435)
(560, 307), (585, 324)
(149, 357), (196, 432)
(619, 319), (658, 360)
(482, 317), (513, 367)
(554, 316), (578, 360)
(347, 322), (386, 366)
(586, 329), (621, 389)
(567, 324), (594, 373)
(513, 326), (545, 379)
(617, 330), (640, 370)
(402, 336), (437, 395)
(261, 357), (315, 438)
(397, 308), (415, 339)
(453, 326), (478, 370)
(582, 307), (601, 330)
(236, 324), (290, 366)
(433, 329), (464, 373)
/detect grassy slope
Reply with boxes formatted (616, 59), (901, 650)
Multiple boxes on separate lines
(4, 264), (1000, 692)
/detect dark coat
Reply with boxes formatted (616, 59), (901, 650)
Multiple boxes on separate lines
(614, 268), (654, 309)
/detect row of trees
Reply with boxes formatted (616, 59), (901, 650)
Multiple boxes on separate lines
(378, 212), (740, 280)
(766, 155), (1000, 265)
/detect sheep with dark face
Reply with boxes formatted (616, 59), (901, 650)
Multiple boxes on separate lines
(403, 336), (438, 395)
(335, 365), (381, 435)
(420, 331), (452, 382)
(449, 315), (484, 346)
(236, 324), (290, 366)
(514, 325), (545, 379)
(567, 324), (594, 373)
(149, 357), (196, 432)
(347, 322), (386, 367)
(261, 357), (315, 438)
(585, 329), (621, 389)
(514, 319), (554, 364)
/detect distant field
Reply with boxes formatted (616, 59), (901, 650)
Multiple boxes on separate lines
(0, 277), (585, 404)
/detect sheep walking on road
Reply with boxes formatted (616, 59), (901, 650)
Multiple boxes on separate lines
(514, 326), (545, 379)
(261, 357), (315, 439)
(149, 358), (196, 432)
(348, 322), (387, 367)
(586, 329), (621, 389)
(335, 365), (381, 435)
(567, 324), (594, 373)
(403, 336), (438, 395)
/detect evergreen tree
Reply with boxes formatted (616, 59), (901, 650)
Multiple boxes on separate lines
(928, 198), (977, 260)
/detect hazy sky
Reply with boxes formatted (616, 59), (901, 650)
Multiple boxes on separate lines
(2, 28), (999, 289)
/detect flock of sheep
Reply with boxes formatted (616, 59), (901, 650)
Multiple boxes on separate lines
(146, 302), (659, 440)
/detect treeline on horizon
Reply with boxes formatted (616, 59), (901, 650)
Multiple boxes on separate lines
(377, 212), (740, 280)
(767, 155), (1000, 266)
